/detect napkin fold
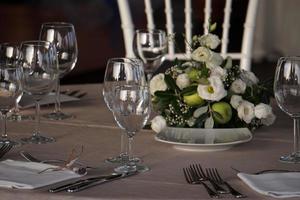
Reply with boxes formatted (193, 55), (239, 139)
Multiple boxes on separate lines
(0, 159), (81, 189)
(238, 172), (300, 198)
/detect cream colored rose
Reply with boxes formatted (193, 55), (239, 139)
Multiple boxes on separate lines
(261, 112), (276, 126)
(199, 33), (221, 49)
(230, 79), (246, 94)
(191, 47), (223, 68)
(149, 73), (167, 95)
(210, 66), (227, 80)
(197, 76), (227, 101)
(240, 70), (259, 86)
(230, 95), (243, 109)
(176, 73), (190, 89)
(237, 101), (255, 124)
(254, 103), (273, 119)
(151, 115), (167, 133)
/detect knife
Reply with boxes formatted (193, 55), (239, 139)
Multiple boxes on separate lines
(67, 171), (138, 193)
(48, 173), (120, 193)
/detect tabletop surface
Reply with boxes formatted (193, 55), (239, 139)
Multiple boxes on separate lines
(2, 83), (300, 200)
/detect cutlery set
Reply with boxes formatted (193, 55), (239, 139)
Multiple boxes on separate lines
(183, 164), (246, 198)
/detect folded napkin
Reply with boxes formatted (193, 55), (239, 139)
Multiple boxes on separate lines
(238, 172), (300, 198)
(0, 159), (81, 189)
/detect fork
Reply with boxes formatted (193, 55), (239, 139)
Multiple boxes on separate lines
(183, 168), (219, 198)
(0, 143), (13, 159)
(190, 164), (227, 194)
(207, 168), (246, 198)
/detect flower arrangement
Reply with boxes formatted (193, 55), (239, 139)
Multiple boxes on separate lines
(150, 24), (275, 133)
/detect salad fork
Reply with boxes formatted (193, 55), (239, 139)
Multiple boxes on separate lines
(0, 144), (13, 159)
(190, 164), (227, 194)
(183, 167), (219, 198)
(206, 168), (246, 198)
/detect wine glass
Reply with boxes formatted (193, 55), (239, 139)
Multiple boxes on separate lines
(40, 22), (78, 120)
(112, 85), (151, 173)
(133, 29), (167, 81)
(19, 41), (58, 144)
(274, 56), (300, 163)
(0, 43), (22, 146)
(103, 58), (146, 163)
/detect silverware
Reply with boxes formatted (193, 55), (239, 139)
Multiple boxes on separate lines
(190, 164), (227, 194)
(67, 171), (138, 193)
(183, 167), (219, 198)
(231, 166), (300, 175)
(0, 143), (13, 159)
(49, 173), (120, 193)
(207, 168), (246, 198)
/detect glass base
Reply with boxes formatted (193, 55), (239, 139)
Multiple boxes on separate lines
(279, 153), (300, 163)
(105, 155), (141, 164)
(0, 139), (21, 147)
(7, 113), (34, 121)
(114, 164), (149, 173)
(21, 134), (56, 144)
(43, 111), (73, 120)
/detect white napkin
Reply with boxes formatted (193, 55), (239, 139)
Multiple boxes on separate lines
(238, 172), (300, 198)
(0, 159), (81, 189)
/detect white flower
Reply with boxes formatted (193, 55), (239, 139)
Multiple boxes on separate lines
(198, 33), (221, 49)
(237, 101), (255, 124)
(197, 76), (227, 101)
(176, 73), (190, 89)
(240, 70), (259, 86)
(191, 47), (223, 68)
(230, 95), (243, 109)
(149, 73), (167, 95)
(230, 79), (246, 94)
(261, 112), (276, 126)
(151, 115), (167, 133)
(254, 103), (273, 119)
(210, 66), (227, 80)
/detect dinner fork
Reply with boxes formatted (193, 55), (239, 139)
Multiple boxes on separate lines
(0, 143), (13, 159)
(183, 167), (219, 198)
(206, 168), (246, 198)
(190, 164), (227, 194)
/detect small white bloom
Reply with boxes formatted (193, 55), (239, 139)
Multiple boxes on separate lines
(210, 66), (227, 80)
(197, 76), (227, 101)
(237, 101), (255, 124)
(261, 112), (276, 126)
(191, 47), (223, 68)
(149, 73), (168, 95)
(254, 103), (273, 119)
(230, 79), (246, 94)
(198, 33), (221, 49)
(151, 115), (167, 133)
(240, 70), (259, 86)
(187, 117), (196, 127)
(176, 73), (190, 89)
(230, 95), (243, 109)
(206, 52), (223, 69)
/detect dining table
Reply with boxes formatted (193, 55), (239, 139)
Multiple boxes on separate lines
(1, 83), (300, 200)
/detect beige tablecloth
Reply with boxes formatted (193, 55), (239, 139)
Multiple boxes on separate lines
(2, 84), (299, 200)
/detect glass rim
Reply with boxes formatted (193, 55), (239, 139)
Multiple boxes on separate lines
(114, 84), (149, 90)
(278, 56), (300, 61)
(107, 57), (143, 64)
(41, 22), (74, 28)
(20, 40), (53, 47)
(135, 29), (166, 35)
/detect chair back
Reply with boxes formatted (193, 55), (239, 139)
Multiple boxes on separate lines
(117, 0), (258, 71)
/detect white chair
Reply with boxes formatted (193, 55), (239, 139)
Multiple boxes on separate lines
(117, 0), (258, 71)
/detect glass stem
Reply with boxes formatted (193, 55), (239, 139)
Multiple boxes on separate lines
(146, 73), (153, 82)
(54, 77), (61, 113)
(14, 100), (20, 114)
(293, 117), (300, 156)
(34, 100), (41, 137)
(127, 135), (134, 164)
(1, 113), (8, 140)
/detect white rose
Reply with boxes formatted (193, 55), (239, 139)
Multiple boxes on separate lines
(176, 73), (190, 89)
(149, 73), (168, 95)
(151, 115), (167, 133)
(210, 66), (227, 80)
(261, 112), (276, 126)
(191, 47), (223, 68)
(206, 52), (223, 69)
(230, 79), (246, 94)
(254, 103), (273, 119)
(240, 70), (259, 86)
(237, 101), (255, 124)
(197, 76), (227, 101)
(230, 95), (243, 109)
(199, 33), (221, 49)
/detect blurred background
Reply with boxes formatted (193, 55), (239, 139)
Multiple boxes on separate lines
(0, 0), (298, 84)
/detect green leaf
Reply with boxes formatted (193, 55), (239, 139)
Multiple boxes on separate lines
(154, 90), (175, 99)
(180, 85), (198, 96)
(194, 113), (209, 128)
(193, 106), (209, 118)
(164, 74), (180, 91)
(204, 116), (214, 128)
(209, 22), (217, 32)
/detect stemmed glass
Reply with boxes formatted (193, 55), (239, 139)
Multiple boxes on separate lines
(103, 58), (146, 163)
(274, 56), (300, 163)
(19, 41), (58, 144)
(0, 43), (22, 146)
(40, 22), (78, 120)
(112, 85), (151, 173)
(133, 29), (167, 81)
